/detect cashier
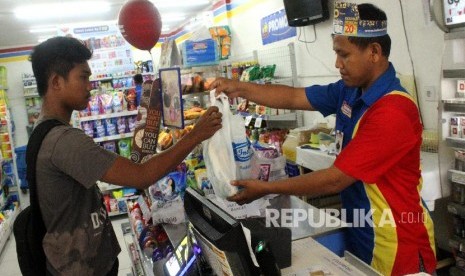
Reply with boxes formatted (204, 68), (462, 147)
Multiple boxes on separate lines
(210, 2), (436, 275)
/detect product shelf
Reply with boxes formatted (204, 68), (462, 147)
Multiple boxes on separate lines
(448, 202), (465, 218)
(98, 182), (123, 192)
(449, 236), (465, 252)
(0, 206), (20, 254)
(90, 77), (113, 82)
(450, 169), (465, 185)
(122, 222), (145, 276)
(93, 132), (134, 143)
(24, 93), (40, 98)
(23, 85), (37, 89)
(442, 98), (465, 112)
(450, 266), (465, 276)
(78, 110), (138, 122)
(446, 137), (465, 148)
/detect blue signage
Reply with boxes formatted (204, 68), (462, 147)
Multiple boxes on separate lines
(261, 9), (296, 45)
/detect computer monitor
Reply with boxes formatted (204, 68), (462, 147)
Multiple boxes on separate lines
(184, 187), (261, 276)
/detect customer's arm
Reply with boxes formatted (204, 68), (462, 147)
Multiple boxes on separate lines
(100, 107), (222, 189)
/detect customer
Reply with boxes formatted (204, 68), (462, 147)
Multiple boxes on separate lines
(210, 3), (435, 275)
(30, 36), (222, 275)
(133, 73), (143, 106)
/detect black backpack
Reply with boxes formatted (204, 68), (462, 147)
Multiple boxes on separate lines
(13, 119), (64, 276)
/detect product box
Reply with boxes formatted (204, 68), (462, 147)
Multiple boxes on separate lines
(451, 116), (460, 138)
(182, 39), (219, 67)
(130, 79), (162, 163)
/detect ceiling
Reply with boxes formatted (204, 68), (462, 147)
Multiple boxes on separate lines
(0, 0), (213, 49)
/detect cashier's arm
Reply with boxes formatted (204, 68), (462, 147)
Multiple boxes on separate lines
(210, 78), (315, 111)
(228, 166), (356, 205)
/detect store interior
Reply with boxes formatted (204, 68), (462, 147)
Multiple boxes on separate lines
(0, 0), (461, 275)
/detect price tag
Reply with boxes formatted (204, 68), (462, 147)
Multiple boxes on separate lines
(458, 80), (465, 94)
(244, 115), (252, 126)
(254, 117), (263, 128)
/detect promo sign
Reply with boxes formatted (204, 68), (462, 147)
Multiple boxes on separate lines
(130, 79), (163, 163)
(261, 9), (296, 45)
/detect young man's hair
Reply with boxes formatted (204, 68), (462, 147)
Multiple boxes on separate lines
(348, 3), (391, 58)
(134, 73), (143, 85)
(29, 36), (92, 97)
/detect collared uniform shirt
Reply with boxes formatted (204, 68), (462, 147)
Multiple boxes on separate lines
(305, 63), (436, 275)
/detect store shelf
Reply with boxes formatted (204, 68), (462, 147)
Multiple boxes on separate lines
(448, 202), (465, 218)
(24, 93), (39, 98)
(443, 98), (465, 112)
(0, 206), (19, 254)
(93, 132), (134, 143)
(98, 183), (123, 192)
(443, 69), (465, 79)
(78, 110), (138, 122)
(0, 86), (8, 90)
(122, 222), (145, 276)
(450, 236), (465, 252)
(446, 137), (465, 148)
(450, 169), (465, 185)
(90, 77), (113, 82)
(23, 85), (37, 89)
(450, 266), (465, 276)
(182, 90), (209, 100)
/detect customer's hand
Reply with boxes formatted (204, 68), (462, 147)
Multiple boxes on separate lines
(188, 106), (222, 142)
(209, 77), (243, 98)
(227, 179), (269, 205)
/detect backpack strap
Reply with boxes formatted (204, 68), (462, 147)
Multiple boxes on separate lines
(25, 119), (64, 270)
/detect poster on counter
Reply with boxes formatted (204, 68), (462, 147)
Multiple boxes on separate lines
(57, 22), (134, 75)
(159, 68), (184, 129)
(261, 9), (296, 45)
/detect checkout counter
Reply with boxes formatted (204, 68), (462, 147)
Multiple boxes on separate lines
(122, 193), (380, 275)
(122, 145), (401, 275)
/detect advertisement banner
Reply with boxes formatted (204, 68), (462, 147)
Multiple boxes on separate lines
(261, 9), (296, 45)
(57, 22), (133, 75)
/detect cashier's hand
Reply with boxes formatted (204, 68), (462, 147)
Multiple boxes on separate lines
(189, 106), (222, 142)
(209, 77), (244, 99)
(227, 179), (269, 205)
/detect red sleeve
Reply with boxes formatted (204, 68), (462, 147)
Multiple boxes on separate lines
(334, 96), (421, 184)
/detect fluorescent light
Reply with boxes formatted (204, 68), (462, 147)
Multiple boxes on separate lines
(152, 0), (210, 8)
(15, 1), (110, 20)
(162, 13), (186, 23)
(30, 27), (56, 33)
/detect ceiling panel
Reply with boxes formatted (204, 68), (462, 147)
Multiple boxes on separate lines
(0, 0), (213, 49)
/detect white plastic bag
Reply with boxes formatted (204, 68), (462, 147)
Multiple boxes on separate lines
(203, 90), (253, 198)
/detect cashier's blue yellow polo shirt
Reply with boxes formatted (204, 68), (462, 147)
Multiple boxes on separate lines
(305, 63), (436, 275)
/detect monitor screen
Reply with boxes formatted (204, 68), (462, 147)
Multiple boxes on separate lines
(184, 188), (260, 276)
(163, 234), (197, 276)
(283, 0), (329, 27)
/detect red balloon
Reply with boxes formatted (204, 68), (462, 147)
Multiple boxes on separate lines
(118, 0), (162, 51)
